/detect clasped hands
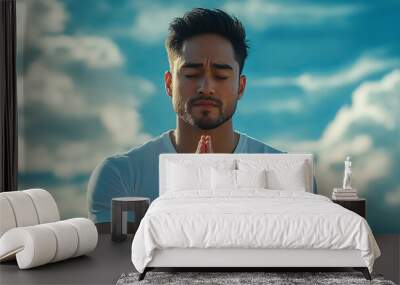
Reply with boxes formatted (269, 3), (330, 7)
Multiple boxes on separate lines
(195, 135), (213, 153)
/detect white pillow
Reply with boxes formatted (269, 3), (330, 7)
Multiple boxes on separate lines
(167, 159), (236, 192)
(236, 169), (267, 189)
(211, 168), (268, 190)
(211, 168), (236, 190)
(237, 159), (309, 191)
(266, 166), (307, 191)
(167, 162), (211, 191)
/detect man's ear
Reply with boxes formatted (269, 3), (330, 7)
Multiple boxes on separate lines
(238, 75), (246, 100)
(164, 71), (173, 98)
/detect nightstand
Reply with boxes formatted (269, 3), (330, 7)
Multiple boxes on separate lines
(111, 197), (150, 241)
(332, 198), (366, 218)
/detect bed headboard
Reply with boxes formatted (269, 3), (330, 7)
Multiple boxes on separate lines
(159, 153), (315, 195)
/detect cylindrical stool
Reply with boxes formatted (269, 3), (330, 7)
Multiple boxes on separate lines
(111, 197), (150, 242)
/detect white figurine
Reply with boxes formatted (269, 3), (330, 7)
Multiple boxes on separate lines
(342, 156), (352, 190)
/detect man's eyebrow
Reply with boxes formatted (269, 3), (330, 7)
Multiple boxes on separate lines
(181, 62), (203, 69)
(212, 63), (233, 70)
(181, 62), (233, 70)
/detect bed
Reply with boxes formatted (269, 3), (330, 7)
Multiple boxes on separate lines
(131, 153), (381, 281)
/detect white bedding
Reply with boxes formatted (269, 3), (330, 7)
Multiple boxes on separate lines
(131, 190), (380, 273)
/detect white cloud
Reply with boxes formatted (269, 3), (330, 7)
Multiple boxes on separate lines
(385, 187), (400, 207)
(40, 35), (124, 69)
(16, 0), (158, 219)
(126, 1), (360, 43)
(351, 150), (391, 189)
(130, 4), (186, 44)
(131, 77), (157, 94)
(21, 123), (152, 179)
(17, 0), (157, 179)
(49, 185), (88, 219)
(19, 61), (85, 114)
(312, 70), (400, 191)
(251, 56), (400, 92)
(321, 135), (373, 164)
(18, 137), (26, 173)
(21, 146), (145, 183)
(298, 57), (397, 92)
(49, 133), (149, 178)
(224, 0), (361, 30)
(314, 70), (400, 193)
(16, 0), (28, 53)
(239, 97), (303, 114)
(18, 57), (156, 177)
(18, 77), (154, 178)
(265, 69), (400, 197)
(321, 69), (400, 146)
(99, 104), (152, 147)
(52, 142), (108, 178)
(17, 0), (124, 70)
(245, 55), (394, 114)
(16, 0), (68, 51)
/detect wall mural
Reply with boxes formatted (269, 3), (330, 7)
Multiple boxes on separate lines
(16, 0), (400, 233)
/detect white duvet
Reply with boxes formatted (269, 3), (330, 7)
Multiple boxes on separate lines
(131, 190), (380, 273)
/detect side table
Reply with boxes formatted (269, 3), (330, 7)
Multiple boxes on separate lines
(332, 198), (366, 218)
(111, 197), (150, 241)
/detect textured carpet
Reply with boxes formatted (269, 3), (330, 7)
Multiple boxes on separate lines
(116, 271), (396, 285)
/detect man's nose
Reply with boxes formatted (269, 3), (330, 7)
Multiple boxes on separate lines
(197, 75), (215, 96)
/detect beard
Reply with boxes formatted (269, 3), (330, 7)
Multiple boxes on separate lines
(175, 95), (238, 130)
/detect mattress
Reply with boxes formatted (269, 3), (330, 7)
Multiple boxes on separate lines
(131, 190), (381, 273)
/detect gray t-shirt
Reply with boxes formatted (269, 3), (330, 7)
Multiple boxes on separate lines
(87, 129), (283, 223)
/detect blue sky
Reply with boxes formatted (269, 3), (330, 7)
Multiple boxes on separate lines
(16, 0), (400, 233)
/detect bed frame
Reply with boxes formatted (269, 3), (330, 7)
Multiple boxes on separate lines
(141, 248), (371, 280)
(138, 154), (372, 281)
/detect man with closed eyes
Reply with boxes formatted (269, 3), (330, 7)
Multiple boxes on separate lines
(87, 8), (284, 224)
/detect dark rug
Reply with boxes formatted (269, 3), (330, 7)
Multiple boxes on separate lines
(116, 271), (396, 285)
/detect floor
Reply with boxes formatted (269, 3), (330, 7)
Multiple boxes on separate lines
(374, 234), (400, 284)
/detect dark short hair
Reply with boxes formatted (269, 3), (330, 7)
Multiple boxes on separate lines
(165, 8), (249, 74)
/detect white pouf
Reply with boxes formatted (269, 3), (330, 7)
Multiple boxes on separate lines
(0, 189), (98, 269)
